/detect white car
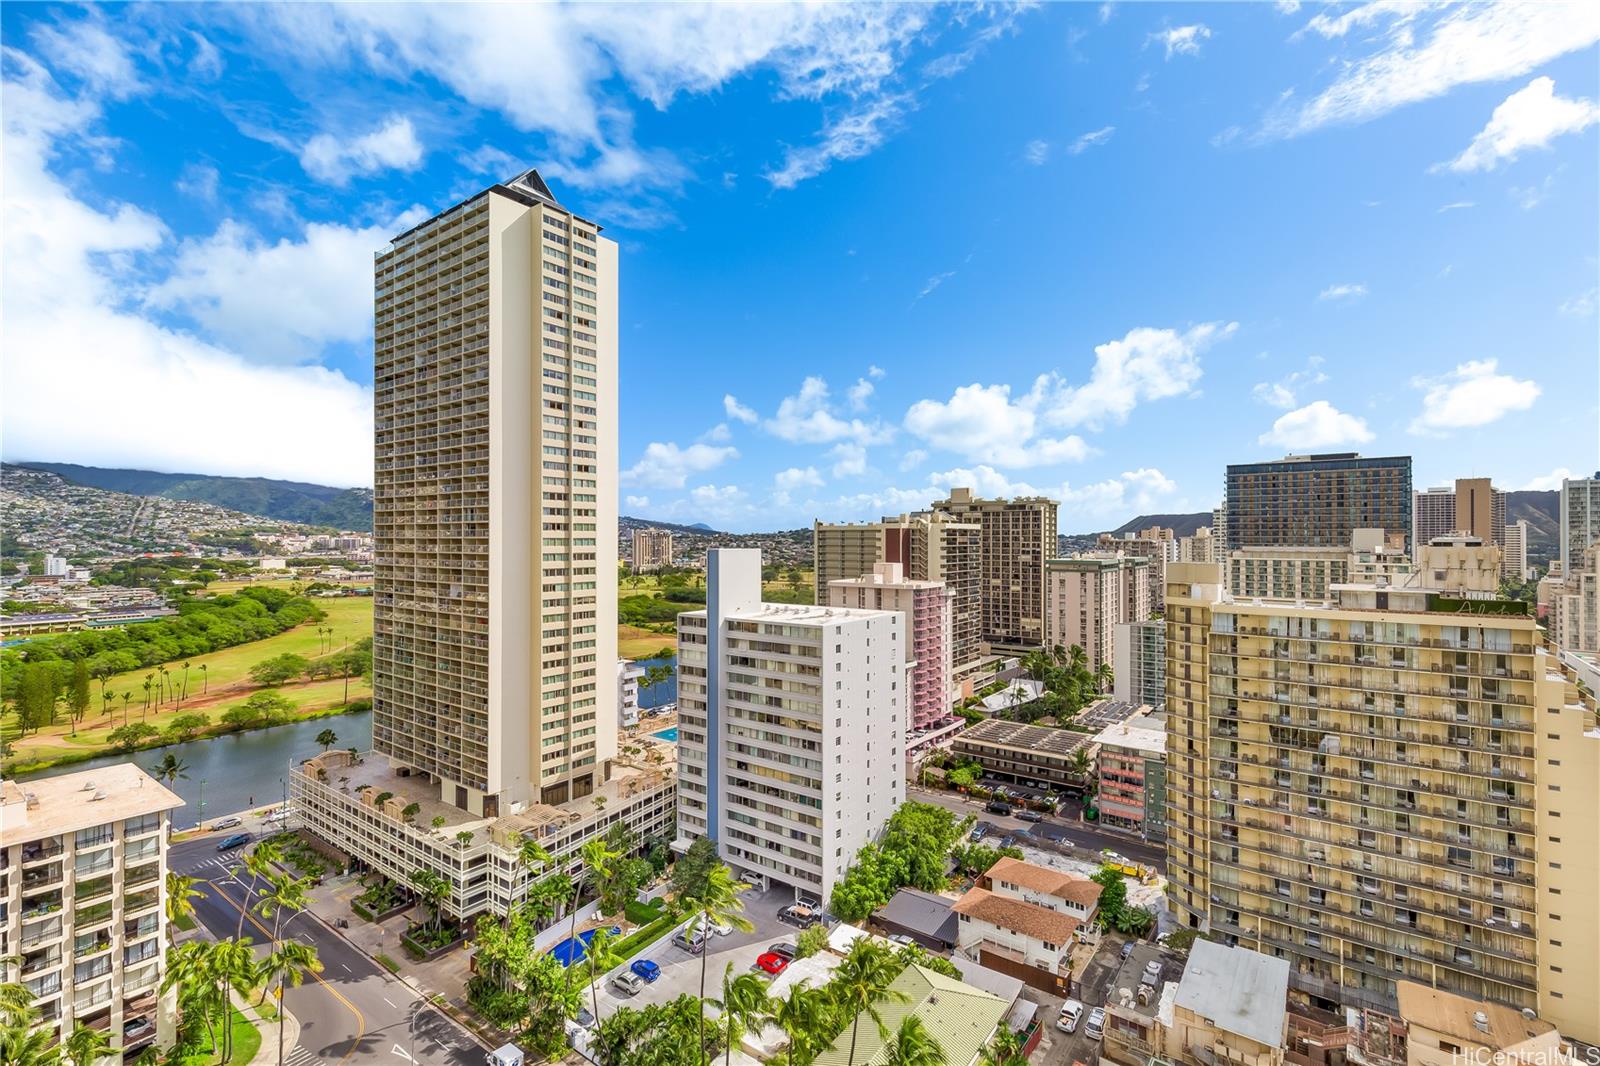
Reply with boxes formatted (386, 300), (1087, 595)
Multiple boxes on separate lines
(209, 817), (242, 832)
(611, 971), (645, 996)
(1085, 1007), (1107, 1041)
(1056, 999), (1084, 1034)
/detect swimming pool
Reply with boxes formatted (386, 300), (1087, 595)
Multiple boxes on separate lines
(652, 726), (679, 743)
(547, 925), (622, 967)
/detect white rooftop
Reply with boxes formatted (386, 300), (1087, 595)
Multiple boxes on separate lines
(1172, 940), (1290, 1048)
(1092, 721), (1167, 756)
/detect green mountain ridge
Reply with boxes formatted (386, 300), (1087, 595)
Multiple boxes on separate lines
(15, 462), (374, 531)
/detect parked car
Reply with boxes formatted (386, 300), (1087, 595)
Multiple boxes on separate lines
(1016, 810), (1043, 823)
(673, 927), (706, 954)
(984, 801), (1014, 816)
(209, 816), (242, 831)
(887, 934), (914, 946)
(778, 903), (821, 928)
(754, 952), (790, 976)
(123, 1017), (154, 1039)
(630, 959), (661, 983)
(612, 971), (645, 996)
(1056, 1000), (1084, 1034)
(216, 833), (251, 852)
(768, 943), (798, 959)
(694, 914), (734, 936)
(1120, 941), (1136, 961)
(575, 1008), (594, 1028)
(1084, 1007), (1107, 1041)
(969, 824), (988, 842)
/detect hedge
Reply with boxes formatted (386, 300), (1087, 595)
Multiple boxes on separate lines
(609, 914), (678, 961)
(350, 900), (375, 923)
(624, 899), (664, 925)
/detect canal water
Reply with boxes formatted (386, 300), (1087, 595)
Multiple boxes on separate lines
(15, 710), (372, 829)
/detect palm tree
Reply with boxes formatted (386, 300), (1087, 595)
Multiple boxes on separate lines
(258, 940), (322, 1066)
(771, 981), (827, 1066)
(882, 1016), (944, 1066)
(180, 660), (192, 704)
(200, 663), (209, 694)
(583, 926), (623, 1029)
(166, 870), (204, 933)
(979, 1025), (1027, 1066)
(515, 835), (553, 921)
(564, 838), (618, 995)
(0, 982), (35, 1027)
(1067, 747), (1093, 782)
(61, 1021), (111, 1066)
(315, 728), (339, 752)
(121, 691), (131, 725)
(142, 675), (153, 714)
(234, 840), (284, 939)
(678, 863), (754, 1064)
(711, 965), (773, 1066)
(834, 937), (908, 1066)
(408, 869), (451, 936)
(1067, 644), (1088, 672)
(101, 690), (115, 722)
(2, 1016), (61, 1066)
(1094, 661), (1113, 694)
(150, 752), (189, 787)
(213, 936), (263, 1061)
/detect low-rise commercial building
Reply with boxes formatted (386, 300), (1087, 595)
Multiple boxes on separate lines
(1, 765), (181, 1061)
(1100, 942), (1182, 1066)
(1167, 940), (1292, 1066)
(1348, 982), (1574, 1066)
(950, 719), (1093, 793)
(1093, 718), (1167, 841)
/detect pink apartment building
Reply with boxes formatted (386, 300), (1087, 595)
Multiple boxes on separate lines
(828, 562), (954, 730)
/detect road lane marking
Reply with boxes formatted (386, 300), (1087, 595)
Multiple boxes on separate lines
(208, 881), (368, 1066)
(383, 997), (399, 1009)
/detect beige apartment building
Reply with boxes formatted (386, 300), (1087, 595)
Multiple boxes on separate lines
(1227, 530), (1414, 602)
(2, 765), (181, 1060)
(1502, 519), (1530, 582)
(931, 488), (1058, 651)
(631, 527), (673, 572)
(1099, 526), (1177, 607)
(1044, 554), (1152, 672)
(1413, 479), (1507, 551)
(1548, 542), (1598, 655)
(293, 170), (679, 920)
(814, 511), (983, 678)
(1163, 558), (1600, 1043)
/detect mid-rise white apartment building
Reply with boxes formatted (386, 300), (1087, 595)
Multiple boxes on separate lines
(618, 658), (644, 728)
(1044, 554), (1153, 673)
(2, 765), (181, 1060)
(1502, 520), (1530, 582)
(676, 548), (905, 902)
(1113, 619), (1166, 710)
(828, 562), (953, 731)
(1560, 474), (1600, 575)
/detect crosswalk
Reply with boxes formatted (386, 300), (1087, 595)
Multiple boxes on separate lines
(283, 1046), (318, 1066)
(181, 854), (246, 878)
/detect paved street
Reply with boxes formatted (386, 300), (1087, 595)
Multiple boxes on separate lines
(172, 833), (484, 1066)
(907, 785), (1166, 869)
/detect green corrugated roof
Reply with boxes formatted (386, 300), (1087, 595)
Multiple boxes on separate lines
(812, 964), (1010, 1066)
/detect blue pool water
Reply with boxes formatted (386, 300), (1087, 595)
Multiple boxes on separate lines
(548, 925), (621, 967)
(652, 726), (679, 743)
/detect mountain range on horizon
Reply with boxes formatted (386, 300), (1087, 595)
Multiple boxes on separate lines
(15, 462), (1561, 561)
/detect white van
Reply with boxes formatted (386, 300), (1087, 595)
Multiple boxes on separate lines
(1056, 1000), (1084, 1033)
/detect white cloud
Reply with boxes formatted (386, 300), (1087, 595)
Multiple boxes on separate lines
(176, 162), (219, 202)
(1151, 24), (1211, 60)
(1439, 77), (1599, 173)
(766, 377), (892, 445)
(1042, 321), (1237, 430)
(829, 443), (868, 478)
(1258, 401), (1374, 449)
(904, 382), (1090, 468)
(1558, 288), (1597, 317)
(1067, 126), (1115, 154)
(621, 441), (739, 488)
(188, 32), (225, 80)
(1252, 358), (1328, 410)
(723, 394), (759, 424)
(1023, 139), (1049, 165)
(1408, 359), (1540, 435)
(146, 217), (413, 364)
(1, 54), (375, 487)
(701, 423), (732, 443)
(1519, 468), (1575, 492)
(916, 271), (955, 301)
(31, 16), (142, 100)
(299, 114), (425, 185)
(899, 448), (927, 471)
(867, 365), (886, 379)
(1436, 201), (1475, 213)
(766, 93), (911, 189)
(1273, 3), (1600, 137)
(1318, 282), (1367, 302)
(624, 495), (650, 510)
(1098, 3), (1115, 25)
(847, 377), (875, 410)
(774, 466), (824, 491)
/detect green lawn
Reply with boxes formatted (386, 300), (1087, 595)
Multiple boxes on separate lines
(171, 1006), (263, 1066)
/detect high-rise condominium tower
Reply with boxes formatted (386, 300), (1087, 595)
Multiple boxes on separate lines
(1413, 478), (1506, 551)
(1162, 559), (1600, 1041)
(677, 549), (905, 902)
(929, 488), (1058, 651)
(372, 169), (618, 817)
(1225, 453), (1412, 551)
(1560, 474), (1600, 575)
(814, 511), (983, 678)
(632, 528), (673, 572)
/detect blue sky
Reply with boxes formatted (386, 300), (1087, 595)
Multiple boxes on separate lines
(3, 2), (1596, 532)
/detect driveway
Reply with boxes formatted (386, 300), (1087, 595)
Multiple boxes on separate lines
(589, 884), (801, 1019)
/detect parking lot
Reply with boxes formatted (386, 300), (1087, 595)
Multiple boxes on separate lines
(1027, 932), (1134, 1066)
(590, 884), (804, 1018)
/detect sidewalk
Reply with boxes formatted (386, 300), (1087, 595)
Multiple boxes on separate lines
(242, 993), (299, 1066)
